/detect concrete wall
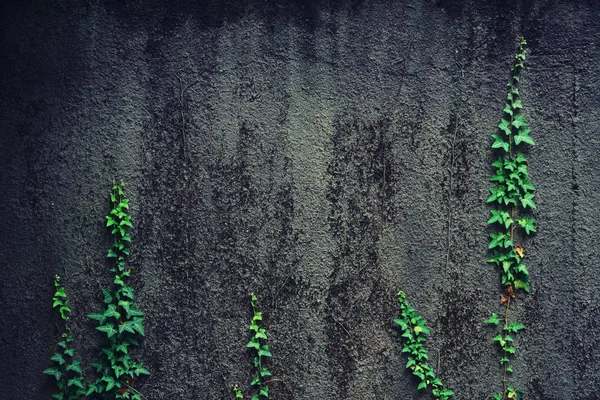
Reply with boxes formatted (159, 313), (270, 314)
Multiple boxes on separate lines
(1, 0), (599, 398)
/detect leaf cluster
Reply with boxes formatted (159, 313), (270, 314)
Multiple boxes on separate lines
(487, 37), (536, 293)
(87, 181), (149, 399)
(234, 294), (273, 400)
(485, 38), (532, 400)
(43, 276), (86, 400)
(394, 291), (454, 400)
(485, 313), (526, 373)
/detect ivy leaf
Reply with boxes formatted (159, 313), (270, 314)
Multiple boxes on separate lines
(518, 218), (536, 234)
(514, 128), (535, 145)
(487, 187), (506, 204)
(246, 338), (260, 350)
(487, 210), (503, 225)
(130, 317), (145, 336)
(512, 114), (528, 129)
(514, 280), (530, 293)
(258, 345), (272, 358)
(492, 134), (509, 152)
(43, 367), (62, 380)
(50, 353), (66, 365)
(414, 325), (430, 335)
(488, 233), (505, 250)
(96, 324), (117, 338)
(505, 322), (526, 333)
(520, 193), (537, 209)
(485, 313), (500, 325)
(135, 366), (151, 376)
(492, 157), (504, 169)
(67, 377), (85, 389)
(514, 153), (528, 164)
(503, 104), (513, 116)
(513, 99), (523, 109)
(498, 118), (512, 135)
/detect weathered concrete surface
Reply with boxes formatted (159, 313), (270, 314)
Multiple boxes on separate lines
(1, 1), (600, 399)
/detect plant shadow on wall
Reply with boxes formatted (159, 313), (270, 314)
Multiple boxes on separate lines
(394, 38), (536, 400)
(44, 181), (149, 400)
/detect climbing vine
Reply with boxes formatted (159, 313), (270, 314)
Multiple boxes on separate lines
(87, 180), (149, 398)
(234, 294), (273, 400)
(485, 37), (535, 400)
(394, 291), (454, 400)
(44, 275), (87, 400)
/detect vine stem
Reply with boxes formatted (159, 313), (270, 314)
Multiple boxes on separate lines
(502, 296), (511, 400)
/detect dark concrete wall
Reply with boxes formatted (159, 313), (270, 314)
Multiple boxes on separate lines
(1, 1), (600, 399)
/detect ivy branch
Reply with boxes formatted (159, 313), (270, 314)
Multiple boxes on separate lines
(234, 294), (273, 400)
(394, 291), (454, 400)
(43, 275), (87, 400)
(87, 180), (149, 399)
(485, 38), (535, 400)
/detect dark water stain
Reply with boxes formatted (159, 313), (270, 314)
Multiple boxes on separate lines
(324, 113), (397, 395)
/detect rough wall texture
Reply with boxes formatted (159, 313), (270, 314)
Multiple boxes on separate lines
(1, 0), (600, 399)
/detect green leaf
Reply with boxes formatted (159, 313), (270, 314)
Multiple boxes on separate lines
(104, 304), (121, 319)
(247, 338), (260, 350)
(414, 325), (430, 335)
(485, 313), (500, 325)
(88, 312), (107, 325)
(512, 114), (528, 129)
(517, 218), (536, 235)
(130, 317), (145, 336)
(259, 386), (269, 397)
(96, 324), (117, 338)
(514, 280), (530, 293)
(43, 367), (62, 380)
(417, 381), (427, 390)
(116, 342), (129, 354)
(520, 192), (537, 209)
(515, 153), (528, 163)
(487, 210), (503, 225)
(68, 377), (85, 389)
(514, 128), (535, 145)
(50, 353), (66, 365)
(488, 233), (505, 250)
(503, 103), (513, 116)
(487, 187), (506, 204)
(498, 118), (512, 135)
(505, 322), (526, 333)
(492, 134), (509, 152)
(258, 345), (272, 358)
(255, 328), (268, 340)
(513, 99), (523, 109)
(135, 366), (151, 376)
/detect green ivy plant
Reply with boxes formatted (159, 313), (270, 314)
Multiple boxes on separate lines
(394, 291), (454, 400)
(234, 294), (273, 400)
(87, 180), (149, 399)
(485, 37), (534, 400)
(43, 275), (87, 400)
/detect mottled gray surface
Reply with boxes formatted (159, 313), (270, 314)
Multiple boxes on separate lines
(1, 1), (599, 399)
